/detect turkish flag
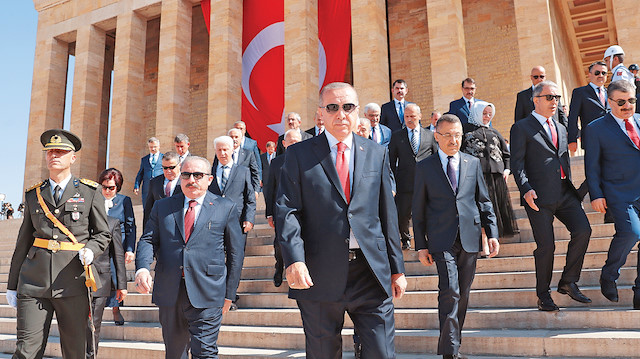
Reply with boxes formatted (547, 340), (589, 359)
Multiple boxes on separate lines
(318, 0), (351, 88)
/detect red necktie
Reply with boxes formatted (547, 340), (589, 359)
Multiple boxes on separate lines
(184, 200), (197, 243)
(547, 119), (565, 179)
(624, 118), (640, 148)
(598, 87), (606, 107)
(164, 180), (171, 197)
(336, 142), (350, 204)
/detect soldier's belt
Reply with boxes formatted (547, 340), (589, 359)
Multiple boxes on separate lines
(33, 238), (85, 253)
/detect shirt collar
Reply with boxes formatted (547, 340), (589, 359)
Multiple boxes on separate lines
(325, 130), (353, 150)
(438, 149), (459, 162)
(406, 126), (418, 134)
(532, 110), (551, 126)
(394, 98), (404, 106)
(589, 82), (603, 91)
(49, 174), (72, 191)
(217, 159), (234, 169)
(184, 193), (206, 208)
(611, 113), (634, 124)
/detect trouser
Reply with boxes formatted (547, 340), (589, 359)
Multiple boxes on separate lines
(86, 296), (108, 358)
(395, 191), (413, 244)
(601, 201), (640, 293)
(14, 293), (89, 359)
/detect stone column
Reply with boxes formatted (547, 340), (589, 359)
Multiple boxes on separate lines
(69, 24), (106, 180)
(284, 0), (319, 128)
(612, 0), (640, 62)
(110, 10), (147, 196)
(156, 0), (192, 147)
(426, 0), (467, 112)
(24, 30), (69, 188)
(351, 0), (389, 106)
(207, 0), (242, 160)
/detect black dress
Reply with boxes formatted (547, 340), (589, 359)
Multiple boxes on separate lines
(462, 124), (518, 237)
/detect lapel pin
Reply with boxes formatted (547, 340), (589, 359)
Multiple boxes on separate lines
(359, 146), (364, 151)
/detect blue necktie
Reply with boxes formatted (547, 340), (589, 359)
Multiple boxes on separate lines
(151, 154), (157, 168)
(221, 166), (228, 191)
(399, 102), (404, 125)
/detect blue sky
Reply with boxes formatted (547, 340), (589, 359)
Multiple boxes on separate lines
(0, 3), (37, 209)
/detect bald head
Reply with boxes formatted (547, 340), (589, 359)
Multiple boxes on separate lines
(530, 66), (546, 86)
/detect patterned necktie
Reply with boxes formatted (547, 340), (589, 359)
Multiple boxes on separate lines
(54, 185), (61, 206)
(598, 87), (606, 107)
(151, 154), (157, 168)
(624, 118), (640, 148)
(164, 180), (171, 197)
(547, 119), (566, 179)
(447, 156), (457, 193)
(372, 127), (378, 143)
(220, 166), (229, 192)
(336, 142), (350, 203)
(398, 102), (404, 125)
(184, 200), (197, 243)
(411, 129), (419, 155)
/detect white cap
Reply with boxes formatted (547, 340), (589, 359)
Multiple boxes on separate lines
(604, 45), (624, 59)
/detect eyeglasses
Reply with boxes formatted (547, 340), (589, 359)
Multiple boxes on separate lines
(463, 87), (476, 90)
(535, 94), (562, 102)
(532, 75), (546, 80)
(320, 103), (358, 114)
(593, 70), (606, 76)
(180, 172), (209, 180)
(436, 132), (463, 140)
(610, 98), (637, 106)
(162, 165), (177, 170)
(102, 185), (117, 191)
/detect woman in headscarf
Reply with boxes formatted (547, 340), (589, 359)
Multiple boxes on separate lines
(462, 101), (518, 256)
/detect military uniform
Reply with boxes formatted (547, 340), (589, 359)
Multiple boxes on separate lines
(611, 63), (635, 85)
(7, 130), (110, 359)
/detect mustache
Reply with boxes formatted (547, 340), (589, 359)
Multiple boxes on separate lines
(185, 183), (201, 189)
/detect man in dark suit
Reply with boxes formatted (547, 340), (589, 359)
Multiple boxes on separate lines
(265, 130), (302, 287)
(305, 111), (325, 137)
(514, 66), (569, 128)
(135, 156), (245, 358)
(144, 151), (182, 227)
(174, 133), (192, 163)
(276, 112), (313, 155)
(510, 81), (592, 311)
(365, 103), (392, 147)
(449, 78), (483, 125)
(568, 61), (609, 152)
(260, 141), (276, 189)
(426, 111), (441, 132)
(584, 80), (640, 308)
(389, 103), (439, 249)
(233, 121), (262, 181)
(380, 79), (413, 132)
(276, 82), (407, 359)
(227, 128), (261, 193)
(412, 114), (499, 359)
(134, 137), (164, 207)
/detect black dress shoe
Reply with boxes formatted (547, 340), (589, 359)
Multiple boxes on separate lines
(600, 278), (619, 302)
(537, 297), (560, 312)
(273, 269), (283, 287)
(113, 309), (125, 326)
(402, 242), (411, 250)
(633, 292), (640, 310)
(229, 302), (238, 311)
(557, 282), (592, 303)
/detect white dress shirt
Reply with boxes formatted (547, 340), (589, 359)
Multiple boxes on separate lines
(163, 177), (180, 196)
(183, 193), (206, 224)
(49, 175), (72, 200)
(216, 160), (234, 190)
(437, 149), (460, 189)
(531, 111), (556, 142)
(394, 99), (405, 117)
(407, 127), (420, 151)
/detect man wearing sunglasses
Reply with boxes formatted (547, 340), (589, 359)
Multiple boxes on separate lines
(567, 61), (610, 153)
(143, 151), (182, 227)
(135, 156), (244, 358)
(511, 81), (592, 312)
(584, 80), (640, 309)
(514, 66), (569, 128)
(277, 82), (406, 358)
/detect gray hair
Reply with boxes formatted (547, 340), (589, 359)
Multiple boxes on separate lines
(284, 129), (302, 141)
(532, 80), (559, 97)
(148, 137), (160, 144)
(318, 82), (358, 106)
(286, 112), (301, 121)
(174, 133), (189, 143)
(405, 103), (421, 113)
(358, 117), (371, 128)
(364, 103), (381, 113)
(180, 156), (211, 173)
(608, 80), (636, 97)
(228, 128), (242, 137)
(162, 151), (180, 163)
(436, 114), (462, 131)
(213, 136), (234, 149)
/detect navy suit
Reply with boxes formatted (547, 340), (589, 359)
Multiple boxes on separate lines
(260, 152), (275, 186)
(217, 147), (260, 192)
(568, 84), (609, 148)
(136, 192), (244, 358)
(514, 87), (569, 127)
(370, 123), (393, 147)
(380, 100), (413, 132)
(134, 153), (164, 207)
(264, 155), (285, 275)
(106, 193), (136, 253)
(585, 113), (640, 291)
(305, 126), (322, 137)
(276, 133), (404, 358)
(144, 175), (182, 228)
(208, 163), (256, 226)
(242, 137), (262, 181)
(510, 114), (591, 298)
(412, 152), (498, 356)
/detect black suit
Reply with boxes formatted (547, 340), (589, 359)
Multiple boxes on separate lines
(305, 126), (322, 137)
(264, 155), (285, 275)
(514, 87), (569, 127)
(567, 84), (608, 148)
(380, 100), (413, 132)
(260, 152), (275, 186)
(510, 114), (591, 299)
(276, 130), (312, 155)
(209, 163), (257, 227)
(144, 175), (182, 228)
(388, 127), (438, 245)
(412, 152), (498, 356)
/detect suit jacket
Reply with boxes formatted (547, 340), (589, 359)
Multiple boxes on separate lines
(568, 84), (609, 148)
(514, 87), (568, 127)
(584, 113), (640, 205)
(276, 130), (312, 155)
(449, 97), (474, 124)
(214, 147), (261, 192)
(510, 114), (578, 206)
(107, 193), (136, 253)
(305, 126), (323, 137)
(208, 164), (256, 225)
(8, 177), (110, 297)
(260, 152), (275, 185)
(276, 133), (405, 301)
(412, 153), (498, 253)
(93, 217), (127, 297)
(136, 192), (244, 308)
(134, 153), (164, 199)
(370, 123), (393, 147)
(388, 127), (439, 193)
(380, 100), (414, 132)
(144, 175), (182, 228)
(264, 155), (285, 219)
(242, 137), (262, 180)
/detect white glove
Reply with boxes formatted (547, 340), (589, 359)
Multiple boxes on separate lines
(78, 248), (94, 265)
(6, 290), (17, 308)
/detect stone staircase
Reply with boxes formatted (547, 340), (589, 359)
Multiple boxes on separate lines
(0, 156), (638, 358)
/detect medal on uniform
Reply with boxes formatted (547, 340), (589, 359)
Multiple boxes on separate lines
(72, 212), (80, 221)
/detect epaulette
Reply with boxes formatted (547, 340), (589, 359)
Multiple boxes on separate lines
(80, 178), (99, 188)
(26, 181), (45, 192)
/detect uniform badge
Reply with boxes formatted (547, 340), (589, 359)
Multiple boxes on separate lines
(617, 71), (622, 76)
(72, 212), (80, 221)
(67, 198), (85, 203)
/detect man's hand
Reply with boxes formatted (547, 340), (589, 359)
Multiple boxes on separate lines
(568, 142), (578, 153)
(243, 221), (254, 233)
(125, 251), (135, 264)
(267, 217), (275, 228)
(391, 273), (407, 299)
(133, 188), (139, 195)
(135, 269), (153, 294)
(524, 189), (539, 211)
(78, 248), (94, 265)
(487, 238), (500, 258)
(592, 198), (607, 213)
(222, 299), (233, 314)
(116, 289), (128, 302)
(285, 262), (314, 289)
(6, 290), (17, 309)
(418, 249), (433, 266)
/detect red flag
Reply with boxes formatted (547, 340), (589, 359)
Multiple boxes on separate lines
(200, 0), (210, 34)
(318, 0), (351, 88)
(241, 0), (285, 151)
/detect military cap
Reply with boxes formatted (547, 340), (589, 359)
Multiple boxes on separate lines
(40, 129), (82, 152)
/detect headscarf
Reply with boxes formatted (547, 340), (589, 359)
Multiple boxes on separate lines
(469, 101), (495, 128)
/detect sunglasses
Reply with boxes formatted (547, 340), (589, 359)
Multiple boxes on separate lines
(162, 165), (177, 170)
(535, 94), (562, 102)
(610, 98), (637, 106)
(532, 75), (546, 79)
(593, 70), (606, 76)
(102, 185), (117, 191)
(180, 172), (209, 180)
(320, 103), (358, 114)
(436, 132), (463, 140)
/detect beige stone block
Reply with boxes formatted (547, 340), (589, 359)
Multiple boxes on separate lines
(612, 0), (640, 64)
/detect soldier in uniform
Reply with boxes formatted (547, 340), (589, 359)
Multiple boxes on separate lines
(6, 129), (110, 359)
(604, 45), (635, 85)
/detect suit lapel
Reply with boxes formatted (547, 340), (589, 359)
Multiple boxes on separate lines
(605, 114), (640, 151)
(225, 165), (240, 194)
(57, 177), (78, 208)
(313, 134), (348, 204)
(188, 194), (214, 243)
(417, 128), (430, 158)
(456, 155), (469, 197)
(351, 136), (366, 200)
(172, 193), (186, 241)
(431, 155), (456, 196)
(40, 181), (55, 207)
(530, 115), (556, 150)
